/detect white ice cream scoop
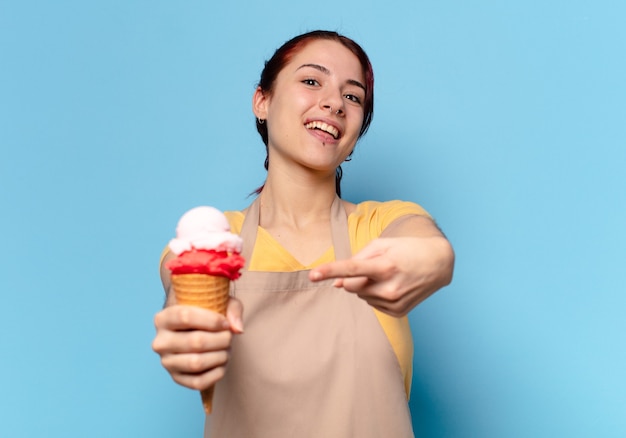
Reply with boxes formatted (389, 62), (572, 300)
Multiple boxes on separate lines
(168, 206), (243, 255)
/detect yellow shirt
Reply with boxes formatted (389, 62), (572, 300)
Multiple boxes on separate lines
(224, 200), (429, 398)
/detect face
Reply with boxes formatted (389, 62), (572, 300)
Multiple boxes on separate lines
(253, 39), (366, 175)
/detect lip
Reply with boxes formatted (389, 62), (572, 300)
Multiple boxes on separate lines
(303, 117), (343, 141)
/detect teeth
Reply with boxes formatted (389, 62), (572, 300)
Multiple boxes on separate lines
(305, 121), (339, 139)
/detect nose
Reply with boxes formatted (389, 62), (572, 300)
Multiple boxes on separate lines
(320, 90), (344, 116)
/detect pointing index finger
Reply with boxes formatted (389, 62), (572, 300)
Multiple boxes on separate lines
(309, 258), (383, 282)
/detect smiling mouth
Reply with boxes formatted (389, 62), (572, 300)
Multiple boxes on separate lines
(305, 121), (340, 139)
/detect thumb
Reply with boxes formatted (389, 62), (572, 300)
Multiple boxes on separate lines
(226, 297), (244, 333)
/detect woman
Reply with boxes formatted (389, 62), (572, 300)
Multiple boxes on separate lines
(153, 30), (454, 437)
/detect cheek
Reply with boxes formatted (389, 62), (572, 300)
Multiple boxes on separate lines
(291, 91), (316, 110)
(348, 111), (365, 137)
(268, 92), (308, 121)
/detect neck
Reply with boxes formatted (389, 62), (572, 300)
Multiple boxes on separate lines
(258, 171), (338, 230)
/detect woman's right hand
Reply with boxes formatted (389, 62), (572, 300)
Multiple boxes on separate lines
(152, 298), (244, 391)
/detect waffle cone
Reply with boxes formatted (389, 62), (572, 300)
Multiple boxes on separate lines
(170, 273), (230, 414)
(171, 273), (230, 314)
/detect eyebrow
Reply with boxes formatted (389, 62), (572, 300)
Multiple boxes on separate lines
(297, 63), (366, 92)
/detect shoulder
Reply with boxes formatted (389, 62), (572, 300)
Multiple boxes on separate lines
(347, 200), (431, 249)
(351, 200), (431, 228)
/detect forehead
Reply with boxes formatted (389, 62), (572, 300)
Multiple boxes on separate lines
(285, 39), (364, 82)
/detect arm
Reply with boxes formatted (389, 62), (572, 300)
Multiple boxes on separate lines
(152, 250), (244, 391)
(309, 214), (454, 317)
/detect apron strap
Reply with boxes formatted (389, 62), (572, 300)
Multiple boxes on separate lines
(239, 196), (261, 268)
(329, 196), (351, 260)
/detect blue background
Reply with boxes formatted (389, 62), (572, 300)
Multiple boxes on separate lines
(1, 1), (624, 437)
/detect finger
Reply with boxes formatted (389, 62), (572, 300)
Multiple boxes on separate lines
(153, 328), (233, 355)
(310, 257), (392, 282)
(170, 362), (229, 391)
(161, 349), (230, 377)
(309, 239), (389, 282)
(226, 297), (244, 333)
(154, 304), (230, 332)
(351, 291), (409, 318)
(332, 273), (406, 314)
(352, 283), (421, 318)
(309, 259), (363, 281)
(338, 276), (371, 292)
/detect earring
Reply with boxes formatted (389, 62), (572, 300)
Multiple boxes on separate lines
(258, 118), (265, 124)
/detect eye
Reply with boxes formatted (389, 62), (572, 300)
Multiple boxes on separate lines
(344, 94), (362, 104)
(302, 78), (319, 86)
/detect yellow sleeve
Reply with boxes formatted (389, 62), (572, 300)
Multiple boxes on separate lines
(349, 200), (430, 252)
(224, 210), (244, 234)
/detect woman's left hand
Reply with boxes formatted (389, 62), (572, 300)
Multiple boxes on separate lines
(309, 216), (454, 317)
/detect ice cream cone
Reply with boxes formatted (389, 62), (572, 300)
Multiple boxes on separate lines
(170, 273), (230, 414)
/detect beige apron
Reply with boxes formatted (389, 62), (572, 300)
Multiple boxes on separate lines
(206, 196), (414, 437)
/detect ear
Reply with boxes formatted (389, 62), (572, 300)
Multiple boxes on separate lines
(252, 87), (269, 120)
